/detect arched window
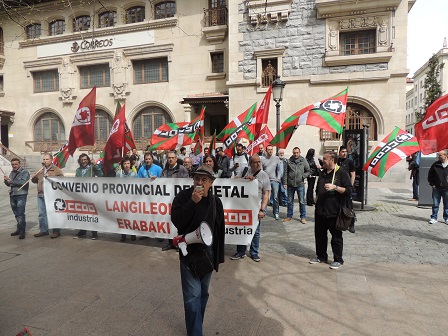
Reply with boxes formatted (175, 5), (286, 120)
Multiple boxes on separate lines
(49, 20), (65, 36)
(34, 112), (65, 150)
(155, 1), (176, 19)
(26, 24), (41, 39)
(94, 109), (113, 142)
(133, 106), (172, 142)
(99, 11), (116, 28)
(126, 6), (145, 24)
(74, 15), (91, 32)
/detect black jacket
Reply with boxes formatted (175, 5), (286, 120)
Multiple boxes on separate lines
(428, 161), (448, 190)
(171, 187), (225, 272)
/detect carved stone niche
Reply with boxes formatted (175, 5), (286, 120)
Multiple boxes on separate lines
(325, 12), (392, 58)
(247, 0), (292, 26)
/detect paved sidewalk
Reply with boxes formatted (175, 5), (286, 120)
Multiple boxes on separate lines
(1, 180), (448, 335)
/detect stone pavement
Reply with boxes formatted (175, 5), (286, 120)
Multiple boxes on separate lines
(1, 180), (448, 335)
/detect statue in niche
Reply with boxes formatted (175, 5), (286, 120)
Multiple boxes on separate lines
(111, 50), (129, 99)
(328, 26), (338, 51)
(378, 19), (388, 46)
(59, 57), (75, 103)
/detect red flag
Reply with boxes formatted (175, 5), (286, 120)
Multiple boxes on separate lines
(217, 103), (257, 157)
(363, 127), (420, 178)
(415, 93), (448, 154)
(103, 102), (126, 173)
(246, 126), (274, 155)
(67, 87), (96, 155)
(254, 85), (272, 137)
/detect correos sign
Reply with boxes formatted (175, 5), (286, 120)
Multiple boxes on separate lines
(37, 30), (154, 58)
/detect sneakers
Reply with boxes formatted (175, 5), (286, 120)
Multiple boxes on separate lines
(283, 218), (292, 222)
(309, 257), (327, 264)
(230, 252), (245, 260)
(329, 262), (343, 269)
(445, 219), (448, 225)
(429, 218), (437, 224)
(251, 255), (261, 262)
(300, 218), (307, 224)
(274, 214), (279, 220)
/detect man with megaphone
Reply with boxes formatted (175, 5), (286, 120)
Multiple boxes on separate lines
(171, 164), (225, 336)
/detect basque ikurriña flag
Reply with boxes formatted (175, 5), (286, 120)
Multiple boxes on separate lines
(363, 127), (420, 178)
(271, 88), (348, 148)
(67, 87), (96, 155)
(148, 106), (205, 151)
(415, 93), (448, 154)
(217, 103), (257, 157)
(53, 143), (70, 168)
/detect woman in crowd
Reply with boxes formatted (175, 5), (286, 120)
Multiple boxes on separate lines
(203, 154), (222, 178)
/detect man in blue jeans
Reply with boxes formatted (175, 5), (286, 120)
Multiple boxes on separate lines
(282, 147), (310, 224)
(171, 165), (225, 336)
(4, 158), (30, 239)
(230, 154), (271, 262)
(428, 149), (448, 225)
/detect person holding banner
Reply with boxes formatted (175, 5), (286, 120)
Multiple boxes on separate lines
(31, 153), (64, 239)
(171, 164), (225, 336)
(116, 156), (137, 242)
(231, 154), (271, 262)
(310, 151), (352, 269)
(162, 150), (190, 251)
(4, 158), (30, 239)
(74, 154), (103, 240)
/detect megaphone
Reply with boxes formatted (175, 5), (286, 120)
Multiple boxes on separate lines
(173, 221), (213, 256)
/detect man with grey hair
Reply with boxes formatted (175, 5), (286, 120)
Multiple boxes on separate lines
(161, 150), (189, 251)
(262, 145), (281, 220)
(230, 154), (271, 262)
(31, 153), (64, 238)
(4, 158), (30, 239)
(428, 149), (448, 225)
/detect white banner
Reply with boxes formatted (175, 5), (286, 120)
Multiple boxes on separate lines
(43, 177), (259, 245)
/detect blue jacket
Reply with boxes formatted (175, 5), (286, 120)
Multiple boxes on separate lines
(138, 164), (162, 178)
(4, 166), (30, 196)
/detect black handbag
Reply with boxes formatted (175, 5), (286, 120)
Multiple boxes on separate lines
(335, 196), (356, 231)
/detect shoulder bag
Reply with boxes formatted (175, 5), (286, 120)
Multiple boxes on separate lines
(335, 194), (356, 231)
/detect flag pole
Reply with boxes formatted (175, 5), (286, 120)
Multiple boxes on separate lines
(0, 166), (6, 175)
(91, 146), (94, 176)
(18, 166), (43, 191)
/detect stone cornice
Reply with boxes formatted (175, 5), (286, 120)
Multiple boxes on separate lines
(19, 19), (178, 48)
(23, 58), (62, 69)
(316, 0), (401, 18)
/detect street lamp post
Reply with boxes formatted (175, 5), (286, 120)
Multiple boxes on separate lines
(272, 76), (286, 136)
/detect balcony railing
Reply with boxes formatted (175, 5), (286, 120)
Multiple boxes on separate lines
(204, 8), (227, 27)
(0, 142), (26, 166)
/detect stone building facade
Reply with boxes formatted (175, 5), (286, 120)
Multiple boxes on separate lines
(0, 0), (413, 180)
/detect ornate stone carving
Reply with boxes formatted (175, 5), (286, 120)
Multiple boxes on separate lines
(378, 18), (388, 46)
(59, 57), (76, 103)
(339, 16), (378, 30)
(328, 26), (338, 51)
(110, 50), (130, 99)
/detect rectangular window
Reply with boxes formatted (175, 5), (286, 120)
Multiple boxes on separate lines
(261, 58), (277, 87)
(211, 52), (224, 73)
(340, 30), (376, 56)
(80, 64), (110, 88)
(133, 58), (168, 84)
(33, 70), (59, 93)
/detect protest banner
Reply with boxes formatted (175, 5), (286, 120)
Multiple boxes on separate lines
(43, 177), (259, 245)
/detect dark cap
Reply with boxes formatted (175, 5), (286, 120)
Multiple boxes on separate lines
(192, 164), (216, 180)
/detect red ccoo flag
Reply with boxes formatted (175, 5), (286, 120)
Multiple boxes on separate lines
(103, 102), (126, 173)
(415, 93), (448, 154)
(246, 126), (274, 155)
(67, 87), (96, 155)
(254, 85), (272, 137)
